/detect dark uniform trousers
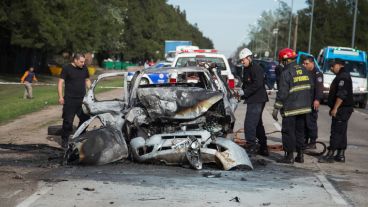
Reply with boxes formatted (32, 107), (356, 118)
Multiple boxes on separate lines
(61, 97), (90, 142)
(305, 109), (318, 144)
(282, 114), (306, 152)
(330, 107), (353, 150)
(244, 103), (267, 147)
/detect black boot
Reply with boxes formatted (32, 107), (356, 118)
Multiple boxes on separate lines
(334, 149), (345, 162)
(318, 149), (335, 163)
(258, 145), (269, 156)
(295, 149), (304, 163)
(277, 151), (294, 164)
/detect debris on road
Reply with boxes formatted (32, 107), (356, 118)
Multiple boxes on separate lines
(83, 187), (95, 191)
(13, 174), (24, 180)
(240, 177), (247, 181)
(229, 196), (240, 202)
(202, 172), (222, 178)
(138, 197), (165, 201)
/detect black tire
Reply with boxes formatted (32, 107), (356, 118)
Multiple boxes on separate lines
(48, 125), (63, 136)
(139, 78), (149, 85)
(48, 125), (76, 136)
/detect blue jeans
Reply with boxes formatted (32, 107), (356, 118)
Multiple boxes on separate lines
(244, 103), (267, 147)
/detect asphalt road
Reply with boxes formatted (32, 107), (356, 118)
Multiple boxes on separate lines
(1, 92), (368, 207)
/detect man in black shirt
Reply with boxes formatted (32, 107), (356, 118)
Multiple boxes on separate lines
(58, 53), (91, 148)
(319, 58), (353, 163)
(239, 48), (269, 156)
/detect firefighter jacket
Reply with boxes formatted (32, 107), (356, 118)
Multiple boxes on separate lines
(274, 61), (313, 117)
(241, 62), (269, 104)
(327, 67), (354, 108)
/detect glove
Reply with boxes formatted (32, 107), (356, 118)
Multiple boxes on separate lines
(272, 108), (279, 121)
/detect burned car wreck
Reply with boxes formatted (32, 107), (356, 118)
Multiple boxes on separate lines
(65, 67), (253, 170)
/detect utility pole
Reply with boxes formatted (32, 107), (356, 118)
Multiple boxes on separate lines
(308, 0), (315, 53)
(293, 15), (298, 51)
(273, 28), (279, 60)
(287, 0), (294, 48)
(352, 0), (358, 48)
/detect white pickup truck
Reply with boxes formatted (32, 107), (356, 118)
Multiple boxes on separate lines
(171, 49), (236, 89)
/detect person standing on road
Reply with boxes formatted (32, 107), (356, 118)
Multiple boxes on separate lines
(239, 48), (269, 156)
(319, 58), (353, 163)
(272, 48), (313, 164)
(58, 53), (91, 148)
(302, 56), (324, 149)
(275, 54), (286, 89)
(20, 67), (38, 99)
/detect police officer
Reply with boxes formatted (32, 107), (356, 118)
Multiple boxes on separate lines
(302, 56), (324, 149)
(272, 48), (313, 164)
(239, 48), (269, 156)
(319, 58), (353, 163)
(58, 53), (91, 148)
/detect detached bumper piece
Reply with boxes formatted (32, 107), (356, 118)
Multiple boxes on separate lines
(130, 130), (253, 170)
(65, 126), (129, 165)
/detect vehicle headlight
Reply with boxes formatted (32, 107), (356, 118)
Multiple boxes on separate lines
(359, 87), (367, 92)
(324, 83), (330, 88)
(190, 141), (200, 149)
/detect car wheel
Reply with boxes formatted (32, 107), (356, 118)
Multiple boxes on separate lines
(139, 78), (149, 85)
(48, 125), (63, 136)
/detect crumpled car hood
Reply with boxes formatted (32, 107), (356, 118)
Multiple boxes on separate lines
(137, 87), (223, 120)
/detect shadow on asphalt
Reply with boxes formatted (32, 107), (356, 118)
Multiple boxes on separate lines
(0, 144), (64, 167)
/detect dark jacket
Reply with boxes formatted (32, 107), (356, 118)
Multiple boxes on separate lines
(328, 67), (354, 108)
(274, 61), (313, 117)
(275, 63), (285, 89)
(310, 68), (324, 102)
(242, 62), (268, 104)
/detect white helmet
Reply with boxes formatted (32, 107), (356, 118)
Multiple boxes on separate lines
(239, 48), (253, 59)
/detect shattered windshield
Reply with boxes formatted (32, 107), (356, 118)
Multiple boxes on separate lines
(175, 57), (226, 71)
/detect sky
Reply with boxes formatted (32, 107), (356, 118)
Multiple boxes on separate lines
(167, 0), (308, 57)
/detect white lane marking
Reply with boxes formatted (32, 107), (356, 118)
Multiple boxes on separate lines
(4, 190), (23, 199)
(273, 122), (282, 131)
(315, 173), (348, 206)
(16, 184), (52, 207)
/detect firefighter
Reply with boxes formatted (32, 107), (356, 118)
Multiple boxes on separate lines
(301, 56), (324, 149)
(272, 48), (313, 164)
(239, 48), (269, 156)
(319, 58), (353, 163)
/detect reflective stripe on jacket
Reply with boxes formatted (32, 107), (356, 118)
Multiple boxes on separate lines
(274, 61), (313, 117)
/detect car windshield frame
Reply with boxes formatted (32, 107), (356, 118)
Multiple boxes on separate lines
(322, 59), (367, 78)
(175, 57), (227, 71)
